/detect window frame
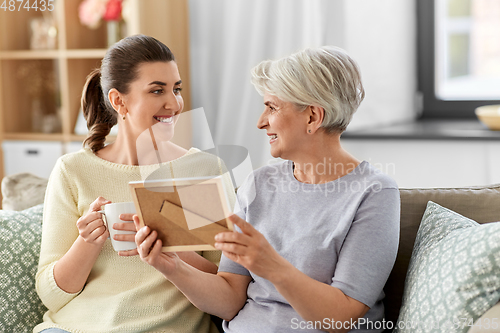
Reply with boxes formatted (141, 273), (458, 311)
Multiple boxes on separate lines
(417, 0), (500, 119)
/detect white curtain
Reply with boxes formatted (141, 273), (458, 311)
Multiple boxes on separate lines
(189, 0), (416, 169)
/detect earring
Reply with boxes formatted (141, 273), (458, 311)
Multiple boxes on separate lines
(122, 114), (126, 120)
(308, 129), (311, 133)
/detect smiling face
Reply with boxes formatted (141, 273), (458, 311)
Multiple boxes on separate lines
(118, 61), (184, 141)
(257, 94), (308, 160)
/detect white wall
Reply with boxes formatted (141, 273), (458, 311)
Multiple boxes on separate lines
(189, 0), (418, 169)
(342, 0), (418, 131)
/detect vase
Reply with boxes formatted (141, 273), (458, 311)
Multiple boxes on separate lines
(30, 17), (57, 50)
(106, 20), (121, 47)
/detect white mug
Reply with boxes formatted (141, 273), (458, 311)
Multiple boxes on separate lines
(99, 202), (137, 252)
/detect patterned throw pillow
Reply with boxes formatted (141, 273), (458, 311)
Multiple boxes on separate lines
(0, 204), (47, 333)
(395, 201), (500, 333)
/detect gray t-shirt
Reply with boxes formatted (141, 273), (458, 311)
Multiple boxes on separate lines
(219, 160), (400, 332)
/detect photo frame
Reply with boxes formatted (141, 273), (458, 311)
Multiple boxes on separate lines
(129, 176), (234, 252)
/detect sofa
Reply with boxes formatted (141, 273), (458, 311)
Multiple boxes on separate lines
(385, 184), (500, 333)
(1, 173), (499, 332)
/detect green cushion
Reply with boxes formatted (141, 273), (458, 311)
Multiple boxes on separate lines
(0, 204), (47, 332)
(395, 201), (500, 333)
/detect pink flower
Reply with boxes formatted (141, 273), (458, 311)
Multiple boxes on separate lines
(78, 0), (122, 28)
(103, 0), (122, 21)
(79, 0), (107, 29)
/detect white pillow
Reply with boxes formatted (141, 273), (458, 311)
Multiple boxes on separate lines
(1, 173), (47, 210)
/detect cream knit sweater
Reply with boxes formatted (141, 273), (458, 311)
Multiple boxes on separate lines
(35, 148), (234, 333)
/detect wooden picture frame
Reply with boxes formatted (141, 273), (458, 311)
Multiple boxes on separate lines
(129, 176), (234, 252)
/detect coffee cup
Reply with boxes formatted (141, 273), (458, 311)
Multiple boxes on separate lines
(99, 202), (137, 252)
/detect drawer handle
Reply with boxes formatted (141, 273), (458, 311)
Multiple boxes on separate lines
(26, 150), (39, 155)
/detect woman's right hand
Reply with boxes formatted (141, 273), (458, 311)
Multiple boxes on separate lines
(76, 197), (110, 246)
(134, 216), (180, 276)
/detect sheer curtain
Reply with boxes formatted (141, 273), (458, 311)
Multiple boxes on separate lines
(189, 0), (416, 169)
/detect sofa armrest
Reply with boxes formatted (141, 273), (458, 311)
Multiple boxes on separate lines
(468, 303), (500, 333)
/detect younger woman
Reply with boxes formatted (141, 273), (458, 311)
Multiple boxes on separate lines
(35, 35), (232, 333)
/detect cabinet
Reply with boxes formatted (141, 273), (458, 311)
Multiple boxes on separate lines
(0, 0), (192, 183)
(2, 140), (63, 178)
(341, 139), (500, 188)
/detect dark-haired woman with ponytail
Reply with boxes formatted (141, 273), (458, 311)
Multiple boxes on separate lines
(34, 35), (232, 333)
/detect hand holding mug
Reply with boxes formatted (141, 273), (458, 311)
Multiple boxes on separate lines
(114, 213), (139, 256)
(99, 202), (137, 254)
(76, 196), (110, 246)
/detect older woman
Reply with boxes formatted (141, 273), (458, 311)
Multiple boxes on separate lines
(135, 46), (400, 333)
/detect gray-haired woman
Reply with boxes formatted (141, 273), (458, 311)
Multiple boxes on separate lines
(135, 46), (400, 333)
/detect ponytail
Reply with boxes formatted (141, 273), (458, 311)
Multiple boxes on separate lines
(81, 68), (117, 153)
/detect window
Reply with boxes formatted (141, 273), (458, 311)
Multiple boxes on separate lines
(418, 0), (500, 118)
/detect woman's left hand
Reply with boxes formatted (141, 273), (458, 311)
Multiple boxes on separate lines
(214, 214), (290, 282)
(114, 213), (138, 256)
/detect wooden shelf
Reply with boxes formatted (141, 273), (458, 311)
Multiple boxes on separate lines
(3, 133), (64, 141)
(0, 0), (192, 182)
(0, 49), (108, 60)
(0, 50), (61, 59)
(69, 134), (87, 141)
(2, 133), (117, 143)
(68, 134), (116, 142)
(65, 49), (107, 59)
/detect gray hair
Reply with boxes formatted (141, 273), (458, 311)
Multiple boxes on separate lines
(251, 46), (365, 133)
